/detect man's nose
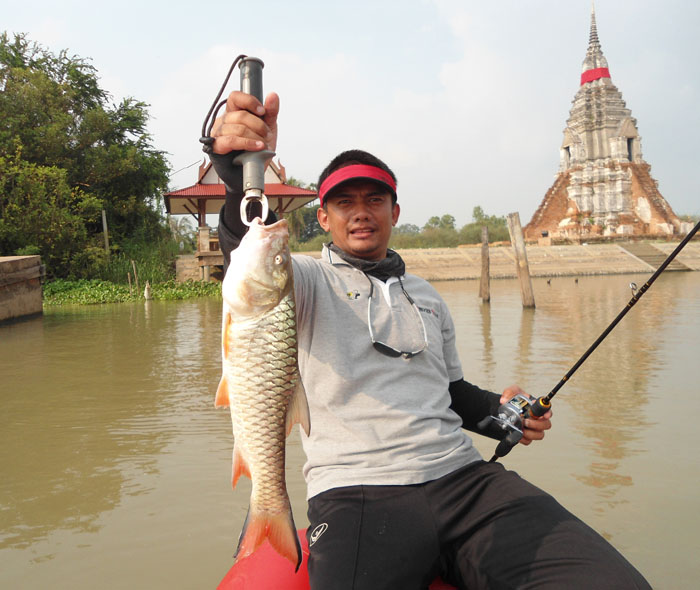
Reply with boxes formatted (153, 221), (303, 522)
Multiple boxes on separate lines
(351, 202), (370, 220)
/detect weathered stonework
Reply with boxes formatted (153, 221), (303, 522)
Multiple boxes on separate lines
(525, 8), (686, 240)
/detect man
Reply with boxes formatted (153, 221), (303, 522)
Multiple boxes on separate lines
(209, 90), (650, 589)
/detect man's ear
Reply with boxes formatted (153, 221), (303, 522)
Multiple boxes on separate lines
(392, 202), (401, 226)
(317, 206), (331, 232)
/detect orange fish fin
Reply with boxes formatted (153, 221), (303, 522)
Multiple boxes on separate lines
(234, 508), (302, 571)
(285, 377), (311, 437)
(231, 444), (250, 488)
(215, 375), (229, 408)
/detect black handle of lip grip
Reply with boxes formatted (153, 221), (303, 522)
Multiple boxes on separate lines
(239, 57), (264, 102)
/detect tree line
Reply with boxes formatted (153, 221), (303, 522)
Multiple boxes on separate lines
(285, 204), (510, 252)
(0, 32), (174, 279)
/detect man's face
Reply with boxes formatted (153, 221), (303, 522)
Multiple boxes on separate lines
(317, 179), (400, 261)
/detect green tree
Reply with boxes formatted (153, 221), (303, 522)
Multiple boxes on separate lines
(458, 206), (510, 244)
(0, 32), (170, 277)
(0, 147), (104, 275)
(394, 223), (420, 235)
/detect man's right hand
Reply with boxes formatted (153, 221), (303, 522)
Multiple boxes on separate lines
(211, 91), (280, 155)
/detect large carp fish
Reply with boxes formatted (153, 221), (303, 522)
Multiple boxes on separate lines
(215, 217), (310, 570)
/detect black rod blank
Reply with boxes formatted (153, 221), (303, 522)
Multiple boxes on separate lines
(542, 219), (700, 405)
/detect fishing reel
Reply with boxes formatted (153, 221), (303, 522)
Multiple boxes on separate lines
(478, 394), (551, 461)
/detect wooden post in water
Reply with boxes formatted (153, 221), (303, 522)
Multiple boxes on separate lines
(101, 209), (110, 258)
(131, 259), (140, 293)
(479, 226), (490, 303)
(506, 212), (536, 308)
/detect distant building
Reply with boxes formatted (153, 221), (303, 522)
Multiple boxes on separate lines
(525, 7), (689, 241)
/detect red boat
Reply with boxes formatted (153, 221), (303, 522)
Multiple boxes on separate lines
(218, 528), (456, 589)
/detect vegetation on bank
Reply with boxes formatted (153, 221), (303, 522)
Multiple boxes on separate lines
(43, 279), (221, 306)
(0, 32), (179, 280)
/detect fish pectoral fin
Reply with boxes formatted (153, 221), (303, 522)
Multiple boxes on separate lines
(234, 507), (302, 572)
(285, 377), (311, 437)
(231, 444), (251, 488)
(215, 375), (229, 408)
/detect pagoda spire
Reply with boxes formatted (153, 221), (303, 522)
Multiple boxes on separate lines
(581, 2), (610, 85)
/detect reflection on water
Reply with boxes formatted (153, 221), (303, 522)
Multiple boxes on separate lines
(1, 274), (698, 588)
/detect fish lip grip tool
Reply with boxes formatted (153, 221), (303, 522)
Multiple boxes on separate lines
(199, 55), (275, 225)
(234, 57), (274, 226)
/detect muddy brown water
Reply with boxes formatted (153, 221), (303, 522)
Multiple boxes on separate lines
(1, 273), (698, 589)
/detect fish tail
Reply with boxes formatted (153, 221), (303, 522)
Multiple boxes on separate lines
(234, 507), (302, 571)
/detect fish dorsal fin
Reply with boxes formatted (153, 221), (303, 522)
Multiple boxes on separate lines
(285, 377), (311, 437)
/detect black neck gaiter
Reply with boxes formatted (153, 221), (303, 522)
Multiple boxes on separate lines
(327, 243), (406, 282)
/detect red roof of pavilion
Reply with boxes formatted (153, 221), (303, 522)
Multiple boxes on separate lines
(165, 183), (316, 198)
(164, 182), (317, 217)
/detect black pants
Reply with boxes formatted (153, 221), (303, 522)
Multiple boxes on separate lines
(306, 461), (650, 590)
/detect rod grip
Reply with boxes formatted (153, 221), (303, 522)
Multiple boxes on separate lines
(529, 396), (551, 417)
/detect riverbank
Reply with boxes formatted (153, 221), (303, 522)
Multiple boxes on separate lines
(38, 241), (700, 306)
(291, 241), (700, 281)
(42, 279), (221, 305)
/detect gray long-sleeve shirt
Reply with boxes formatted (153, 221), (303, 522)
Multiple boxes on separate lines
(292, 247), (482, 498)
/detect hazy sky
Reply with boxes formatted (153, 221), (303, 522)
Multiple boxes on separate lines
(4, 0), (699, 228)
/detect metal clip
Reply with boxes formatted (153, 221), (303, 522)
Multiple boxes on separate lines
(240, 192), (269, 226)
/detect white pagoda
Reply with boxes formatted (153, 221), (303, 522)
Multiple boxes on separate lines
(525, 6), (684, 240)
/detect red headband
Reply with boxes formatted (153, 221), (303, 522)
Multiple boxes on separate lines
(318, 164), (397, 206)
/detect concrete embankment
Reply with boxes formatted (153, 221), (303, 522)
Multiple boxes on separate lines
(0, 256), (43, 323)
(177, 241), (700, 283)
(295, 241), (700, 281)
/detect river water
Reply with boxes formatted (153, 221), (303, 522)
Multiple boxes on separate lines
(1, 273), (698, 589)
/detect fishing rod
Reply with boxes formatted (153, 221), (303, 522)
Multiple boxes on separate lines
(479, 218), (700, 462)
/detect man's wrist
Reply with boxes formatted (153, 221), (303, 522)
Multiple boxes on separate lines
(209, 150), (243, 193)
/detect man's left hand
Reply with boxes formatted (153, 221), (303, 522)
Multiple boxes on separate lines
(501, 385), (552, 446)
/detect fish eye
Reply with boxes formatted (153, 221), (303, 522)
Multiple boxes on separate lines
(274, 254), (283, 265)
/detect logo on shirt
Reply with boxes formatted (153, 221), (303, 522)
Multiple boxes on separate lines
(418, 306), (439, 318)
(346, 290), (361, 300)
(309, 522), (328, 546)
